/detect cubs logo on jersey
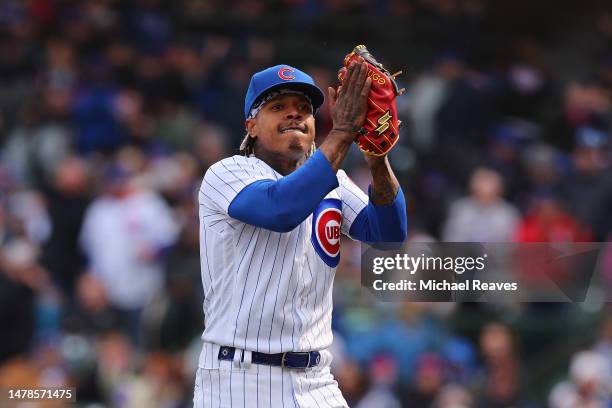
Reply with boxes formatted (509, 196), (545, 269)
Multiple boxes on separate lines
(311, 198), (342, 267)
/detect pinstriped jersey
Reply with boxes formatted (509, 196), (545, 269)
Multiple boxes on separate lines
(198, 154), (368, 358)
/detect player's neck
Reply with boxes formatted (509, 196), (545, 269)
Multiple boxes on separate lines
(254, 150), (306, 176)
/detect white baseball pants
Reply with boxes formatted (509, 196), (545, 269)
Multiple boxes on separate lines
(193, 342), (348, 408)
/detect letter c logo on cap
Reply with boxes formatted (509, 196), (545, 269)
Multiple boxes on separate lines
(278, 67), (295, 80)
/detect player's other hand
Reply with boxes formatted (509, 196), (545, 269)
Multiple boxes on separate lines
(328, 61), (372, 139)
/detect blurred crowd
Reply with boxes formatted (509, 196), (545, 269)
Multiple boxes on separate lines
(0, 0), (611, 407)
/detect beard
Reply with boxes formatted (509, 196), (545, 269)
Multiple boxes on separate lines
(288, 137), (305, 152)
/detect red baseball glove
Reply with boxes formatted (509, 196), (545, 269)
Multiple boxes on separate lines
(338, 45), (404, 156)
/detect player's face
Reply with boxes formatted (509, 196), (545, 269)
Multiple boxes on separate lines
(246, 93), (315, 161)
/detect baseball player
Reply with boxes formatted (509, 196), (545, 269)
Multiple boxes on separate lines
(195, 61), (407, 407)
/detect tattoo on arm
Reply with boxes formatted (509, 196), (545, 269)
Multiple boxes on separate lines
(368, 157), (400, 205)
(319, 129), (354, 172)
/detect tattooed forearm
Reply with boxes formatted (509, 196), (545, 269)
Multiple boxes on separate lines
(367, 156), (400, 205)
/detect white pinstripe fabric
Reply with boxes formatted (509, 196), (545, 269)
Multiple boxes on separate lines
(196, 154), (368, 407)
(198, 155), (367, 355)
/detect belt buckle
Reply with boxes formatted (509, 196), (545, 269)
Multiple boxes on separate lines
(281, 352), (311, 369)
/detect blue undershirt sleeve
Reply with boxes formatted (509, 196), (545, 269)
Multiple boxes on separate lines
(348, 186), (408, 243)
(228, 150), (339, 232)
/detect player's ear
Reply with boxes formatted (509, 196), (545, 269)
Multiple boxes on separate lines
(245, 118), (257, 138)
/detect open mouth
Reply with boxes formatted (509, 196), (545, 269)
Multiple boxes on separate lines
(279, 125), (307, 134)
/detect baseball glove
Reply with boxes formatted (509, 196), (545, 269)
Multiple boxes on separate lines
(338, 45), (404, 156)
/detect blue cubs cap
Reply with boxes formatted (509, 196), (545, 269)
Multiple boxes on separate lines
(244, 65), (325, 119)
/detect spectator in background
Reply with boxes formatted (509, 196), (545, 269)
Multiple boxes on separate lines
(40, 156), (91, 297)
(102, 350), (188, 408)
(549, 350), (611, 408)
(1, 100), (72, 189)
(559, 127), (612, 241)
(475, 323), (530, 408)
(399, 353), (444, 408)
(335, 359), (369, 407)
(354, 355), (402, 408)
(0, 239), (45, 363)
(515, 192), (593, 242)
(401, 55), (453, 154)
(498, 38), (553, 122)
(5, 189), (50, 245)
(441, 337), (477, 385)
(193, 123), (231, 169)
(113, 89), (160, 152)
(483, 122), (531, 203)
(61, 272), (121, 338)
(546, 80), (611, 153)
(521, 142), (563, 208)
(79, 154), (179, 344)
(513, 190), (595, 295)
(95, 331), (135, 406)
(433, 384), (474, 408)
(434, 51), (495, 186)
(593, 316), (612, 376)
(137, 150), (201, 346)
(443, 167), (520, 242)
(71, 56), (125, 154)
(336, 302), (443, 384)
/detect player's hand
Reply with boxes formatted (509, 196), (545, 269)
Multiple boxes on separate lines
(328, 61), (372, 140)
(319, 61), (372, 171)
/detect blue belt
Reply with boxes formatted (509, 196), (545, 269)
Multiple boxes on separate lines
(218, 346), (321, 369)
